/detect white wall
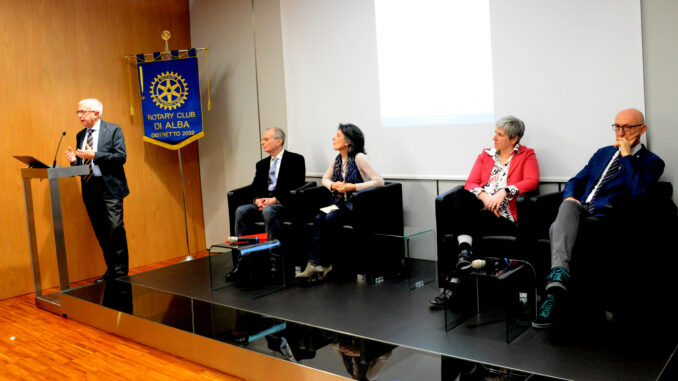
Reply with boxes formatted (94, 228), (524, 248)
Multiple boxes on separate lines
(190, 0), (260, 246)
(190, 0), (289, 246)
(191, 0), (677, 248)
(280, 0), (645, 181)
(251, 0), (289, 135)
(642, 0), (678, 201)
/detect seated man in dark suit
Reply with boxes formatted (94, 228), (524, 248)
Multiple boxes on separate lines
(234, 127), (306, 241)
(532, 108), (664, 328)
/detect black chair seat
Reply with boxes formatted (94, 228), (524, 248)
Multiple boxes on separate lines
(435, 185), (538, 286)
(292, 182), (404, 277)
(519, 181), (678, 323)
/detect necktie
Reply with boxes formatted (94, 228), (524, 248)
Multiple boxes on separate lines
(83, 128), (94, 182)
(587, 153), (620, 214)
(268, 157), (278, 191)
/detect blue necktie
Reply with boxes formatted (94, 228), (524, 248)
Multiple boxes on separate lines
(268, 157), (278, 191)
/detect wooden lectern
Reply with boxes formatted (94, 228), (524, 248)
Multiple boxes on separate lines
(15, 156), (88, 315)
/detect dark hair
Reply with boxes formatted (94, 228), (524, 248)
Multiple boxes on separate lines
(338, 123), (366, 157)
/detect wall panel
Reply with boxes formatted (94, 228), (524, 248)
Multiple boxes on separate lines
(0, 0), (205, 300)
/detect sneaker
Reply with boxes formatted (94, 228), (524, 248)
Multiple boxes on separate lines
(532, 295), (558, 328)
(428, 289), (459, 310)
(456, 248), (473, 270)
(545, 267), (571, 293)
(321, 264), (333, 279)
(295, 262), (323, 279)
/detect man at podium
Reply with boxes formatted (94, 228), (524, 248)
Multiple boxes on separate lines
(64, 99), (130, 283)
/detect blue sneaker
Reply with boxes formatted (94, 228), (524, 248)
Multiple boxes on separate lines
(532, 295), (558, 329)
(545, 267), (571, 293)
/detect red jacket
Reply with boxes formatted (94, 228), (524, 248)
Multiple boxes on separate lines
(464, 145), (540, 221)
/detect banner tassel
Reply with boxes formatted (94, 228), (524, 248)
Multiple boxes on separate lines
(126, 58), (135, 117)
(205, 48), (212, 111)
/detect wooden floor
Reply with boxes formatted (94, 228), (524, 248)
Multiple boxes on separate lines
(0, 253), (243, 381)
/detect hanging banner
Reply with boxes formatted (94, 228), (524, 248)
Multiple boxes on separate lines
(137, 55), (204, 149)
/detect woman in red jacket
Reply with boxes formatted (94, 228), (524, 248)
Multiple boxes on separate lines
(429, 115), (540, 309)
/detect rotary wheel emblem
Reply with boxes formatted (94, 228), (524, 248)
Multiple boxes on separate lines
(150, 71), (188, 110)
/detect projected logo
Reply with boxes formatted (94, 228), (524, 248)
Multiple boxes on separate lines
(150, 71), (189, 110)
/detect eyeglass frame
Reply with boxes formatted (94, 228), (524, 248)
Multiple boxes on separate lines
(611, 123), (643, 132)
(76, 110), (98, 115)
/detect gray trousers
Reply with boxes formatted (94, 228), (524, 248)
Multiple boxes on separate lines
(549, 200), (587, 272)
(235, 203), (285, 240)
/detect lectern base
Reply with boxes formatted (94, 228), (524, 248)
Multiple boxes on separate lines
(36, 293), (63, 316)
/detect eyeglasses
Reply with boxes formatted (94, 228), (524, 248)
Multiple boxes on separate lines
(76, 110), (96, 115)
(611, 123), (642, 132)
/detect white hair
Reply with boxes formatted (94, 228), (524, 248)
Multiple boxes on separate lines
(79, 98), (103, 116)
(496, 115), (525, 142)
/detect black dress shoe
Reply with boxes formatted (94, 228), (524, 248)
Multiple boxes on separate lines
(428, 289), (461, 310)
(94, 274), (108, 284)
(109, 271), (128, 279)
(225, 264), (240, 282)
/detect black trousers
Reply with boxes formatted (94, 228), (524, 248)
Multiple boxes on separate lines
(82, 177), (129, 276)
(438, 188), (517, 281)
(308, 208), (353, 266)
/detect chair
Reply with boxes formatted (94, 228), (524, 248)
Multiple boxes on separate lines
(434, 185), (537, 286)
(519, 181), (678, 322)
(227, 181), (316, 284)
(435, 185), (539, 340)
(292, 182), (404, 277)
(226, 181), (316, 237)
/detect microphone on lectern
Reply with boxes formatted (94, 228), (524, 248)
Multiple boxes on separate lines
(52, 131), (67, 167)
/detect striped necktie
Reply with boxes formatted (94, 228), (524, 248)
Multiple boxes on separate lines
(83, 128), (94, 182)
(587, 152), (620, 214)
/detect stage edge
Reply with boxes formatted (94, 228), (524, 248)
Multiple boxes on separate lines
(61, 293), (348, 381)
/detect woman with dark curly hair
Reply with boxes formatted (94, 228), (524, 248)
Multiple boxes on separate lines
(296, 123), (384, 281)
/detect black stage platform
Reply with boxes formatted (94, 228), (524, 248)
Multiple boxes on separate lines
(63, 257), (677, 380)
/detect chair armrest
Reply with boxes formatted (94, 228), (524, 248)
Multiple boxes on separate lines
(435, 185), (464, 247)
(435, 185), (464, 223)
(517, 191), (563, 241)
(436, 185), (464, 203)
(227, 184), (255, 236)
(228, 184), (255, 201)
(530, 191), (564, 207)
(297, 180), (316, 191)
(598, 181), (675, 222)
(351, 182), (404, 235)
(291, 185), (332, 223)
(285, 181), (319, 223)
(516, 189), (539, 203)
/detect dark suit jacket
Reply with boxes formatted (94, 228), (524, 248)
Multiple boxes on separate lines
(251, 150), (305, 205)
(75, 120), (130, 199)
(563, 144), (664, 214)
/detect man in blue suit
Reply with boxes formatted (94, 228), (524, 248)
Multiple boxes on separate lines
(65, 99), (130, 283)
(533, 108), (664, 328)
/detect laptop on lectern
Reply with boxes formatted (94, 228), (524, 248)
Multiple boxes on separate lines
(13, 155), (50, 168)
